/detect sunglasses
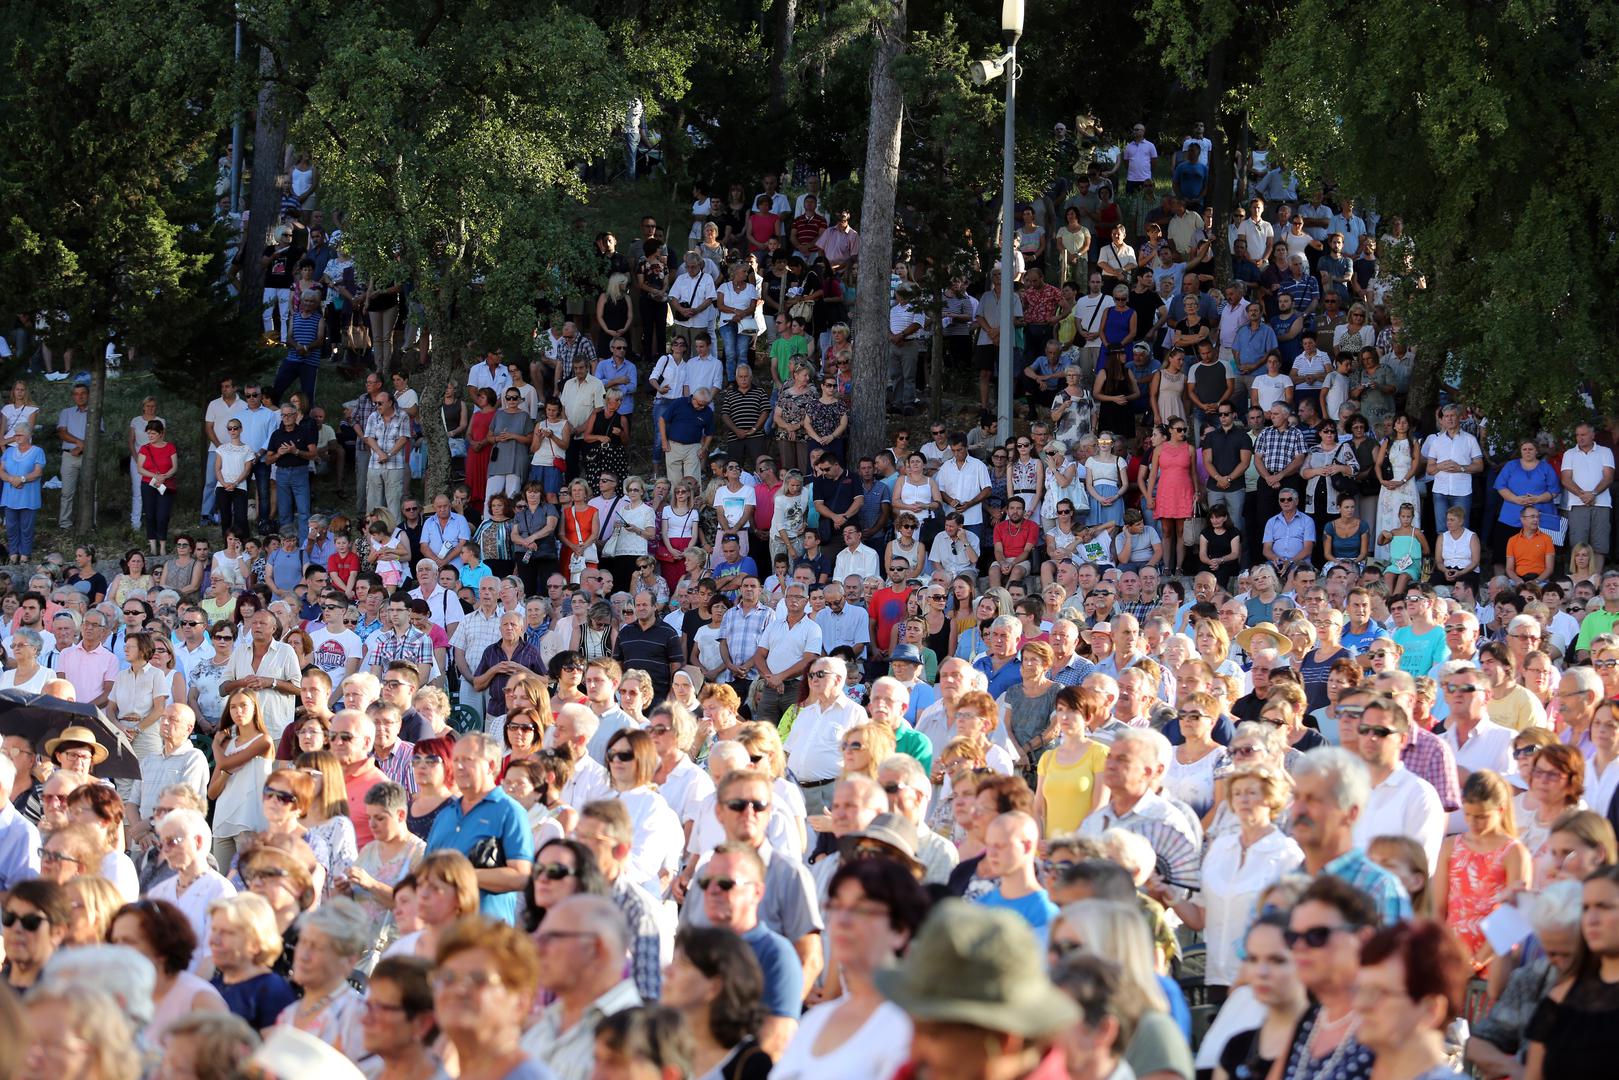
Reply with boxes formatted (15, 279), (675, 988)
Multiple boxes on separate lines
(842, 741), (865, 752)
(213, 633), (235, 642)
(262, 786), (299, 805)
(330, 732), (358, 743)
(723, 798), (769, 814)
(608, 750), (637, 763)
(412, 753), (442, 765)
(536, 862), (577, 882)
(1357, 724), (1398, 739)
(698, 876), (741, 892)
(0, 910), (48, 931)
(1285, 924), (1358, 949)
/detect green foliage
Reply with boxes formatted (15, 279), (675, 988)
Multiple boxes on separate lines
(1240, 0), (1619, 436)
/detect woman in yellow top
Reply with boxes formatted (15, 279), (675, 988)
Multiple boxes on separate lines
(1033, 684), (1110, 836)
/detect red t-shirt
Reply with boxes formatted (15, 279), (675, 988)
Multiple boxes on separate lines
(138, 442), (178, 486)
(870, 585), (913, 654)
(327, 550), (361, 590)
(994, 519), (1040, 561)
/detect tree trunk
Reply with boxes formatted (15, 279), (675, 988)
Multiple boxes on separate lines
(240, 45), (287, 324)
(1204, 39), (1233, 285)
(74, 346), (106, 534)
(928, 305), (944, 419)
(420, 311), (461, 504)
(849, 0), (905, 463)
(767, 0), (797, 120)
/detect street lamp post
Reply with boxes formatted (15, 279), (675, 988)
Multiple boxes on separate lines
(995, 0), (1024, 445)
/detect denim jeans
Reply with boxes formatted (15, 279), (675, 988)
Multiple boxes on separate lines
(251, 461), (273, 529)
(271, 356), (319, 407)
(3, 507), (35, 557)
(276, 467), (311, 542)
(200, 446), (218, 520)
(718, 323), (744, 384)
(1431, 491), (1471, 533)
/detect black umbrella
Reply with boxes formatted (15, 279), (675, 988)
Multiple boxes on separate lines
(0, 689), (142, 781)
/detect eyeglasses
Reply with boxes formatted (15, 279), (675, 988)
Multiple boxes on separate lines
(1531, 767), (1572, 784)
(1442, 683), (1485, 695)
(536, 862), (577, 881)
(1231, 745), (1265, 758)
(430, 969), (507, 992)
(723, 798), (769, 814)
(411, 753), (442, 765)
(38, 848), (83, 867)
(1285, 924), (1358, 949)
(0, 910), (48, 931)
(1357, 724), (1398, 740)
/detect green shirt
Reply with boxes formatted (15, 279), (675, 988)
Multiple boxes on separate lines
(770, 334), (811, 382)
(1576, 606), (1619, 655)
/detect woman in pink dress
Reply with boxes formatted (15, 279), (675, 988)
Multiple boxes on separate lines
(1144, 419), (1198, 576)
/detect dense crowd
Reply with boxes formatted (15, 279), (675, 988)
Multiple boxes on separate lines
(2, 126), (1619, 1080)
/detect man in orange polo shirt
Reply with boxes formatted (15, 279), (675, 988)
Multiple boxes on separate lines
(1505, 506), (1555, 586)
(328, 709), (387, 846)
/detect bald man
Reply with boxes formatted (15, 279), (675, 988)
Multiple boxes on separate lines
(42, 678), (76, 701)
(975, 811), (1059, 942)
(329, 708), (387, 845)
(135, 704), (209, 836)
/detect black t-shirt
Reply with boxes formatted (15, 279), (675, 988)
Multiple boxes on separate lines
(263, 244), (296, 288)
(266, 420), (316, 470)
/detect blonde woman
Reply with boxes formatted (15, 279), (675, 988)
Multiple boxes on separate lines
(1173, 766), (1302, 993)
(1050, 899), (1194, 1080)
(206, 892), (296, 1031)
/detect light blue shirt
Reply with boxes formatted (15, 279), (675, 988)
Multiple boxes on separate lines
(594, 358), (638, 414)
(237, 403), (279, 454)
(1262, 510), (1316, 560)
(0, 801), (40, 890)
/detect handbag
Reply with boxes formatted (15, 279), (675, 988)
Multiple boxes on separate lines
(344, 321), (372, 351)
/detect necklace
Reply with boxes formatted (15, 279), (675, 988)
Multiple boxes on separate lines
(1285, 1005), (1362, 1080)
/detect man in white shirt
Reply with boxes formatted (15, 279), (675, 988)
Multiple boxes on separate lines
(1436, 660), (1518, 832)
(935, 433), (994, 550)
(1120, 124), (1157, 192)
(408, 558), (465, 635)
(831, 524), (879, 584)
(1348, 690), (1445, 870)
(667, 253), (718, 350)
(1422, 405), (1485, 529)
(748, 583), (822, 727)
(926, 512), (980, 577)
(466, 349), (513, 398)
(1071, 269), (1110, 371)
(559, 354), (607, 432)
(1561, 421), (1615, 573)
(782, 655), (868, 814)
(889, 292), (925, 412)
(554, 703), (613, 807)
(172, 604), (216, 678)
(1235, 197), (1274, 261)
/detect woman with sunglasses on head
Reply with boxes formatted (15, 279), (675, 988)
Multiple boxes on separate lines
(604, 727), (685, 896)
(208, 689), (275, 870)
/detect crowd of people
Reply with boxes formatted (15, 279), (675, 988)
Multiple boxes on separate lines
(4, 126), (1619, 1080)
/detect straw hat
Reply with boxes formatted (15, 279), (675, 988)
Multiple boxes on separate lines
(42, 724), (108, 765)
(1235, 621), (1294, 657)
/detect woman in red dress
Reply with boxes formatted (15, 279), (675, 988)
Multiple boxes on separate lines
(463, 387), (497, 513)
(1145, 419), (1198, 576)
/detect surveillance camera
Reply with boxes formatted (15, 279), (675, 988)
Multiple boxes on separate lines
(969, 58), (1004, 86)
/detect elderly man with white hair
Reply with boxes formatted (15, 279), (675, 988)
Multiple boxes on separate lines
(39, 945), (159, 1041)
(783, 655), (868, 817)
(877, 753), (958, 884)
(1090, 611), (1175, 701)
(148, 807), (236, 972)
(972, 613), (1025, 698)
(552, 702), (612, 808)
(1077, 728), (1202, 899)
(1289, 746), (1412, 924)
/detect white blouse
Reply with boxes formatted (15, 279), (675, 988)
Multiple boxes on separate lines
(1199, 828), (1304, 986)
